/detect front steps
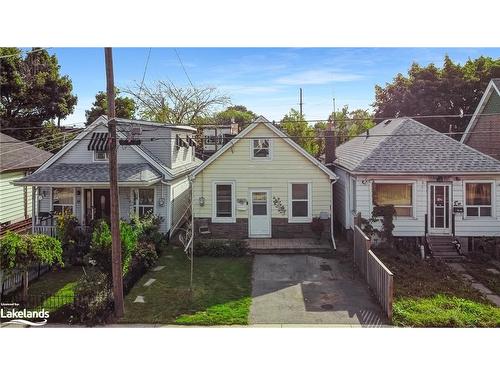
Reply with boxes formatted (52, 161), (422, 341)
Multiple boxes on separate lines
(246, 238), (333, 255)
(427, 236), (465, 261)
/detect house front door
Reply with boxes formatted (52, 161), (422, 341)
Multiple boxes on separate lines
(249, 190), (271, 238)
(93, 189), (111, 220)
(428, 183), (451, 234)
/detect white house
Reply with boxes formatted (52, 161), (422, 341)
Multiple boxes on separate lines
(14, 116), (201, 236)
(331, 118), (500, 256)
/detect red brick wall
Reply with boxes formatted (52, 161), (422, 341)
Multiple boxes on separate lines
(194, 217), (331, 240)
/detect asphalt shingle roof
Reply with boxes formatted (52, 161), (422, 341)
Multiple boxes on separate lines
(335, 118), (500, 174)
(0, 133), (53, 173)
(16, 163), (161, 184)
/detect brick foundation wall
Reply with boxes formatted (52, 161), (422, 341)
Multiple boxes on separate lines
(194, 217), (331, 240)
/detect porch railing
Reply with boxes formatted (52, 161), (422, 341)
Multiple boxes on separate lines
(33, 225), (57, 237)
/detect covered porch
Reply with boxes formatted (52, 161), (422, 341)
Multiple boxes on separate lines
(14, 163), (166, 237)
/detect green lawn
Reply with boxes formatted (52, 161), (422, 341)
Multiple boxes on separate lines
(373, 248), (500, 327)
(25, 266), (83, 312)
(121, 247), (253, 325)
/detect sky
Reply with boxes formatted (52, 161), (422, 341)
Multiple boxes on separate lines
(51, 47), (500, 126)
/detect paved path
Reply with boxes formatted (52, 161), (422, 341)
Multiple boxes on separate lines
(249, 254), (388, 326)
(447, 262), (500, 307)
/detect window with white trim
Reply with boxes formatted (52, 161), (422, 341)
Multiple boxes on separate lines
(133, 188), (155, 218)
(465, 182), (493, 217)
(289, 183), (311, 222)
(214, 183), (234, 220)
(52, 188), (74, 214)
(252, 139), (271, 159)
(372, 183), (414, 217)
(94, 150), (108, 161)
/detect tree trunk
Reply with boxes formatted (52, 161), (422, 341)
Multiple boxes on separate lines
(22, 270), (29, 303)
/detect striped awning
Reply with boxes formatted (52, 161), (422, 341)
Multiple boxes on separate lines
(88, 132), (109, 151)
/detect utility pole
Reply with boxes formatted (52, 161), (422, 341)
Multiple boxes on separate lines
(104, 47), (124, 318)
(299, 88), (303, 118)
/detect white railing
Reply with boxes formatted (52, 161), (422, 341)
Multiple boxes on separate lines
(353, 225), (394, 320)
(33, 225), (57, 237)
(1, 263), (50, 295)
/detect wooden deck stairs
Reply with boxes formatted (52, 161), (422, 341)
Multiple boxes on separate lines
(427, 236), (465, 261)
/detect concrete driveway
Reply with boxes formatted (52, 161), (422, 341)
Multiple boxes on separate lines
(250, 254), (388, 326)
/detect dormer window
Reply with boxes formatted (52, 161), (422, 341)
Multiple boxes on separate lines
(252, 139), (271, 159)
(94, 150), (108, 161)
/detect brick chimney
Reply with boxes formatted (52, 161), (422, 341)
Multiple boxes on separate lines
(324, 121), (336, 166)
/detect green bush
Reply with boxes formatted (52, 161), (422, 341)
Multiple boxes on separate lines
(130, 213), (167, 253)
(120, 221), (138, 274)
(134, 241), (158, 269)
(29, 234), (64, 267)
(71, 269), (113, 326)
(194, 239), (248, 257)
(0, 231), (28, 271)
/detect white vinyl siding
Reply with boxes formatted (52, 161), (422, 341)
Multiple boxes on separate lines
(171, 177), (191, 230)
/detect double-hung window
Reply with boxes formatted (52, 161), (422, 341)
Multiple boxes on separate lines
(52, 188), (74, 214)
(252, 139), (271, 159)
(213, 182), (235, 222)
(94, 150), (108, 161)
(132, 188), (155, 218)
(465, 182), (493, 217)
(289, 182), (311, 222)
(372, 182), (414, 217)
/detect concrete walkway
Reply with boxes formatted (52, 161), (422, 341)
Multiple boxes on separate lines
(447, 262), (500, 307)
(249, 254), (388, 326)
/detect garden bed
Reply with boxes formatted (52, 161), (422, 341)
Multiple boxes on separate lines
(373, 247), (500, 327)
(121, 247), (253, 325)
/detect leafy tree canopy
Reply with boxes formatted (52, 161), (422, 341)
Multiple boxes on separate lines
(280, 109), (319, 156)
(330, 105), (375, 145)
(214, 105), (256, 126)
(373, 55), (500, 134)
(0, 48), (77, 141)
(85, 89), (136, 125)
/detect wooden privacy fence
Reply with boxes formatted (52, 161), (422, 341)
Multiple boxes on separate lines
(0, 263), (50, 296)
(353, 225), (394, 320)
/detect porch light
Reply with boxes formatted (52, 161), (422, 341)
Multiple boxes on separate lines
(199, 196), (205, 206)
(159, 198), (165, 207)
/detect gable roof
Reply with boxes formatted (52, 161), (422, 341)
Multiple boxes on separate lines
(36, 116), (201, 180)
(460, 79), (500, 143)
(0, 133), (53, 173)
(190, 116), (337, 180)
(335, 117), (500, 175)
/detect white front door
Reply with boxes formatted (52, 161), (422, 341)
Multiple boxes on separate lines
(428, 183), (452, 234)
(249, 190), (271, 238)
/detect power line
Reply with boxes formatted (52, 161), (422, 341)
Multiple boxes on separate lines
(0, 128), (83, 154)
(138, 47), (152, 96)
(174, 48), (195, 88)
(0, 47), (51, 60)
(0, 127), (83, 145)
(0, 122), (86, 131)
(1, 142), (75, 171)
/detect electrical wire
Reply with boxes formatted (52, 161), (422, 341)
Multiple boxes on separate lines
(1, 142), (77, 171)
(0, 122), (86, 131)
(0, 47), (51, 60)
(174, 48), (195, 88)
(138, 48), (152, 97)
(0, 128), (83, 154)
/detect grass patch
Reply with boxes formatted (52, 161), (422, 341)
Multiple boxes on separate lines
(373, 248), (500, 327)
(121, 247), (253, 325)
(463, 262), (500, 295)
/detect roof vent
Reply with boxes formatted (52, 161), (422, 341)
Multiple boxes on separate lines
(384, 119), (391, 125)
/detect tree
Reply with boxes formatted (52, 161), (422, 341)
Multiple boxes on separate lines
(0, 48), (77, 141)
(330, 105), (375, 145)
(214, 105), (256, 128)
(124, 80), (230, 124)
(85, 90), (136, 125)
(374, 55), (500, 134)
(35, 120), (77, 152)
(280, 109), (319, 156)
(0, 232), (63, 302)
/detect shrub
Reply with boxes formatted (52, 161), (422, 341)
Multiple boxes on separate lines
(134, 241), (158, 270)
(71, 269), (113, 326)
(120, 221), (138, 275)
(130, 213), (167, 253)
(55, 210), (80, 262)
(29, 234), (64, 267)
(194, 239), (248, 257)
(0, 231), (28, 272)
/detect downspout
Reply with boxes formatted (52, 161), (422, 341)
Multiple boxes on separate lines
(330, 179), (337, 250)
(160, 179), (172, 238)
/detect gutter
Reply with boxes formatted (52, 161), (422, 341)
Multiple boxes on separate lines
(330, 178), (337, 250)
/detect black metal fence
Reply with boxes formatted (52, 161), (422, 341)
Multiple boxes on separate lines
(1, 293), (75, 312)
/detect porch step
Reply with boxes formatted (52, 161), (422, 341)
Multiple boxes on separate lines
(428, 236), (464, 261)
(250, 248), (332, 255)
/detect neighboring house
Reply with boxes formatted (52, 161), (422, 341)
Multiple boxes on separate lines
(460, 78), (500, 161)
(200, 124), (239, 158)
(331, 117), (500, 254)
(190, 116), (337, 241)
(0, 133), (52, 229)
(14, 116), (201, 236)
